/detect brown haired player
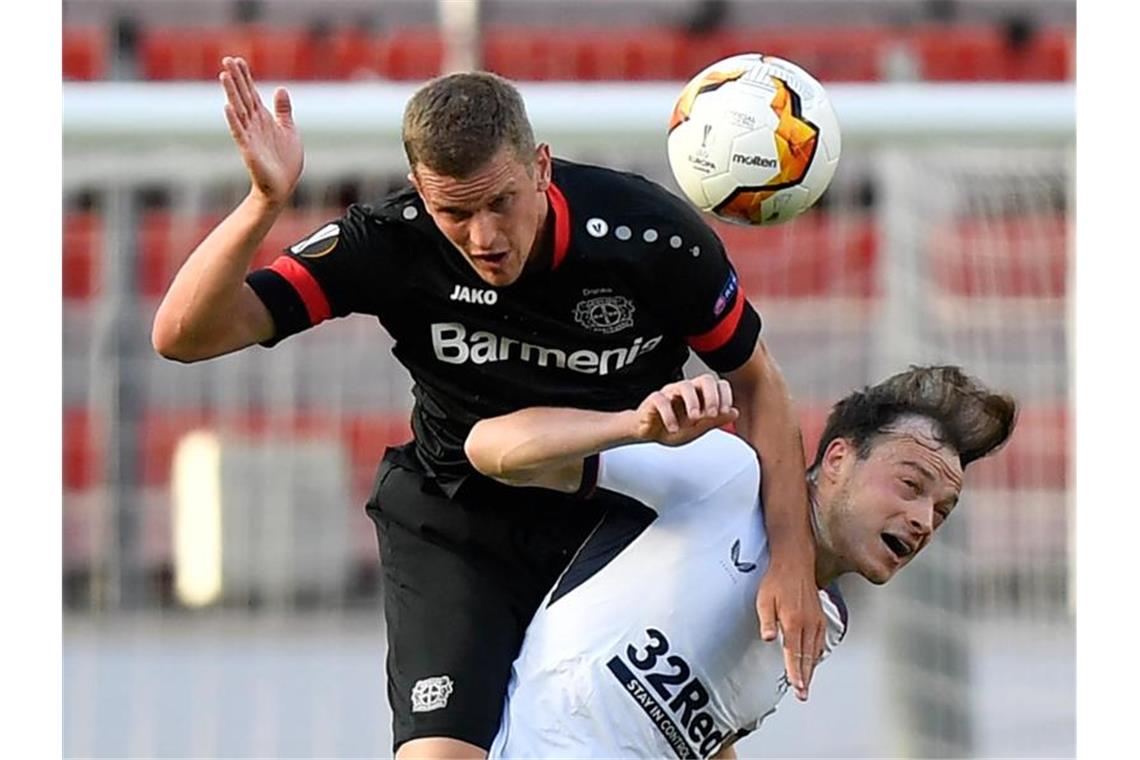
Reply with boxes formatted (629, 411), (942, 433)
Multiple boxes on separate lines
(465, 366), (1015, 758)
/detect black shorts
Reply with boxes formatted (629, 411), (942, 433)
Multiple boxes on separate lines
(365, 444), (607, 752)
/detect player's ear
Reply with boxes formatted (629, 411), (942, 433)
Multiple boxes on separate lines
(534, 143), (552, 192)
(820, 437), (855, 486)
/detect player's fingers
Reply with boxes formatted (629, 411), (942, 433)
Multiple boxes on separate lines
(785, 624), (808, 701)
(674, 382), (701, 422)
(236, 56), (262, 115)
(273, 87), (294, 128)
(803, 621), (826, 693)
(695, 374), (720, 417)
(717, 379), (734, 414)
(798, 632), (818, 701)
(219, 69), (248, 126)
(224, 57), (255, 120)
(651, 392), (680, 433)
(223, 102), (245, 142)
(757, 589), (778, 642)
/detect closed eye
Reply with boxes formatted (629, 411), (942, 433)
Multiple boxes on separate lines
(489, 193), (514, 213)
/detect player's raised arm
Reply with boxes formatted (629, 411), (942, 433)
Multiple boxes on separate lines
(465, 375), (738, 492)
(725, 339), (824, 702)
(152, 56), (303, 362)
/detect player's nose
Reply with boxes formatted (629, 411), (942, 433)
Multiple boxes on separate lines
(468, 212), (501, 253)
(908, 499), (934, 538)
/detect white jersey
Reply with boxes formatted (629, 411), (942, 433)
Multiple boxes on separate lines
(488, 431), (848, 759)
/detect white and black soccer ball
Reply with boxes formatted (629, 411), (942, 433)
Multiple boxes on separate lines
(666, 53), (841, 226)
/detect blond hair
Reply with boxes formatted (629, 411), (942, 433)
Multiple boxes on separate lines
(402, 71), (536, 177)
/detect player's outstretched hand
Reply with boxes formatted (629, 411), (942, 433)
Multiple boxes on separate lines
(634, 374), (739, 447)
(219, 56), (304, 207)
(757, 559), (827, 702)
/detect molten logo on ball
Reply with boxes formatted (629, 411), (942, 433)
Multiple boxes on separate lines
(666, 54), (841, 226)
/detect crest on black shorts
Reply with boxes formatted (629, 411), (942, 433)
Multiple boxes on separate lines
(411, 674), (454, 713)
(573, 295), (635, 334)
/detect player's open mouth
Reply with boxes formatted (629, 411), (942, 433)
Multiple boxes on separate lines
(881, 533), (914, 560)
(472, 252), (509, 265)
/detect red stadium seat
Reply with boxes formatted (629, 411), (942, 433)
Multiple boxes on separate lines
(64, 407), (100, 491)
(63, 28), (108, 81)
(126, 22), (1073, 83)
(673, 27), (892, 83)
(140, 26), (318, 81)
(378, 28), (444, 81)
(928, 213), (1068, 298)
(714, 215), (878, 298)
(483, 27), (585, 81)
(320, 27), (385, 80)
(63, 211), (102, 300)
(911, 25), (1073, 82)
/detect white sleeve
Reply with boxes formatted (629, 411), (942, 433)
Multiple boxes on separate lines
(596, 430), (759, 513)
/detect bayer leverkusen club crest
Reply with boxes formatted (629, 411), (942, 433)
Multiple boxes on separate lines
(573, 295), (635, 335)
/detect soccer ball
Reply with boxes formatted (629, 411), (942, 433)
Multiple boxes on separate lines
(666, 53), (841, 225)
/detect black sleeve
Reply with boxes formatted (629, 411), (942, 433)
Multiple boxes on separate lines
(575, 454), (601, 500)
(647, 214), (762, 373)
(245, 204), (387, 347)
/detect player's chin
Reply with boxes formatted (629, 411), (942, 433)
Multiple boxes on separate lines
(860, 553), (901, 585)
(469, 253), (521, 286)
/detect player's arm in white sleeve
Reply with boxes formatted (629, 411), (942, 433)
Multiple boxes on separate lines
(464, 374), (739, 492)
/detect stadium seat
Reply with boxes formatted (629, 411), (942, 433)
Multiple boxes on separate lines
(714, 215), (878, 298)
(928, 213), (1068, 298)
(63, 27), (108, 81)
(120, 22), (1074, 83)
(63, 211), (102, 301)
(320, 27), (384, 80)
(911, 25), (1073, 82)
(381, 29), (444, 81)
(674, 27), (891, 83)
(140, 26), (318, 81)
(64, 407), (99, 491)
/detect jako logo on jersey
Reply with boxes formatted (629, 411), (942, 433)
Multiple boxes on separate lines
(730, 539), (757, 573)
(573, 295), (636, 334)
(431, 322), (662, 375)
(411, 675), (454, 713)
(449, 285), (498, 305)
(289, 223), (340, 259)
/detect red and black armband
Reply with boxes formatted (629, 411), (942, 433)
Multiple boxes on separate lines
(245, 256), (335, 347)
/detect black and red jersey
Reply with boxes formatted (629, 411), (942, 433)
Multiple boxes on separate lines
(247, 158), (762, 492)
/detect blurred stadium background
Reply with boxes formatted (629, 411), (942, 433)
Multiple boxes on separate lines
(62, 0), (1074, 757)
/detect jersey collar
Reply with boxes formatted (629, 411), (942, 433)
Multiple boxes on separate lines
(546, 181), (571, 269)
